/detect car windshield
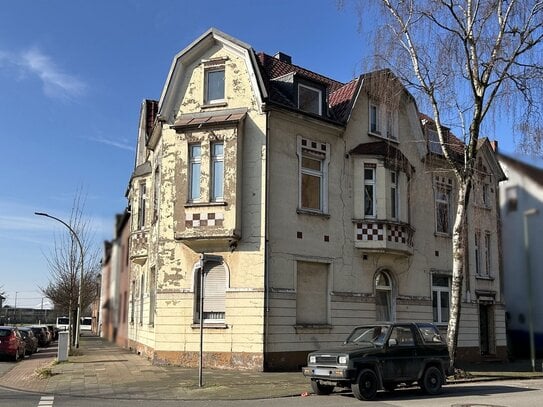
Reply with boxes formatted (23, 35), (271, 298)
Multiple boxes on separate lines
(345, 325), (390, 346)
(0, 329), (12, 337)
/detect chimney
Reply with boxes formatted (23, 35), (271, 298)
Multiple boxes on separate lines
(490, 140), (498, 152)
(274, 52), (292, 64)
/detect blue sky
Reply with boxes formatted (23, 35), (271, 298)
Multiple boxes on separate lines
(0, 0), (533, 308)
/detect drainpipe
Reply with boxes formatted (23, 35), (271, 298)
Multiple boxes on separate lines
(263, 109), (270, 371)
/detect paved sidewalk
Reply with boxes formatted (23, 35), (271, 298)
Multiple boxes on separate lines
(0, 336), (542, 400)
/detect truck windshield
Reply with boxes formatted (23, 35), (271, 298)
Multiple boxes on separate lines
(345, 325), (390, 346)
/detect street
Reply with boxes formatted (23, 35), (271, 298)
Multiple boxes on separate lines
(1, 378), (543, 407)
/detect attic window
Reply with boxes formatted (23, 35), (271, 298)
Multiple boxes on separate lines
(428, 129), (444, 155)
(298, 84), (322, 115)
(204, 63), (225, 105)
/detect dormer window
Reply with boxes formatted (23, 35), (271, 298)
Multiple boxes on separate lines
(428, 129), (444, 155)
(204, 64), (225, 105)
(369, 102), (398, 141)
(298, 83), (322, 115)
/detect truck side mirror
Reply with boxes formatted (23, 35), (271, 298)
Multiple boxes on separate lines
(388, 338), (397, 347)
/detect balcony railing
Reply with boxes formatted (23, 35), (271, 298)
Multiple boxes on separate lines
(354, 220), (414, 256)
(129, 229), (148, 264)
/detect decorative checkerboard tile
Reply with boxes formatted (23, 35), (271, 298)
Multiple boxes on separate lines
(387, 224), (406, 243)
(185, 212), (224, 228)
(356, 222), (413, 247)
(356, 222), (385, 241)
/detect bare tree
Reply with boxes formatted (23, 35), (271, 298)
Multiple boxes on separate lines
(40, 192), (100, 347)
(353, 0), (543, 366)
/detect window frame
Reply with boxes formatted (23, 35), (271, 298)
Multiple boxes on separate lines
(297, 136), (330, 214)
(297, 83), (322, 116)
(364, 165), (377, 218)
(137, 182), (146, 230)
(188, 143), (202, 203)
(369, 102), (381, 135)
(375, 270), (393, 322)
(210, 142), (224, 202)
(193, 261), (227, 324)
(484, 231), (491, 277)
(204, 66), (225, 105)
(475, 230), (482, 275)
(435, 182), (451, 235)
(390, 170), (398, 220)
(431, 274), (451, 325)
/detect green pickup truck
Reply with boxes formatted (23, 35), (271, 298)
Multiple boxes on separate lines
(302, 322), (451, 401)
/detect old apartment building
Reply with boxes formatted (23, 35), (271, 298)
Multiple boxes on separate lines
(126, 28), (506, 370)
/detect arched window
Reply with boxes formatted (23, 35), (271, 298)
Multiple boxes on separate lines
(375, 271), (393, 322)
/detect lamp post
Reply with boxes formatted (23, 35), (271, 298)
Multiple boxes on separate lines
(35, 212), (84, 348)
(523, 208), (538, 373)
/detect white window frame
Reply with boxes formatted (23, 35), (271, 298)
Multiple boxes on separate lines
(137, 182), (146, 230)
(375, 270), (394, 322)
(149, 266), (156, 326)
(369, 102), (397, 141)
(475, 230), (481, 275)
(484, 231), (491, 277)
(432, 274), (451, 325)
(364, 165), (376, 218)
(193, 261), (227, 324)
(297, 136), (330, 214)
(369, 102), (381, 135)
(153, 166), (160, 223)
(482, 183), (490, 207)
(390, 171), (398, 220)
(298, 83), (322, 115)
(210, 142), (224, 202)
(204, 66), (225, 104)
(188, 143), (202, 203)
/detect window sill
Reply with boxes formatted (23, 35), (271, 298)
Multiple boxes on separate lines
(185, 201), (227, 208)
(475, 275), (494, 281)
(191, 323), (228, 329)
(368, 132), (399, 144)
(434, 232), (452, 238)
(297, 208), (330, 218)
(202, 101), (228, 109)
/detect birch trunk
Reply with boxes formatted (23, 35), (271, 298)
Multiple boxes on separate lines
(447, 180), (470, 369)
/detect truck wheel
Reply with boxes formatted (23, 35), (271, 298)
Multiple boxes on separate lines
(311, 380), (334, 395)
(420, 366), (443, 394)
(352, 368), (378, 401)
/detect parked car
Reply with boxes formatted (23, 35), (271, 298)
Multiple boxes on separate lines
(302, 322), (451, 401)
(0, 326), (26, 361)
(18, 327), (39, 355)
(80, 317), (92, 332)
(47, 325), (59, 341)
(30, 326), (49, 347)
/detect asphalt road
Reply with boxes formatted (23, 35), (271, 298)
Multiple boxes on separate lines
(1, 378), (543, 407)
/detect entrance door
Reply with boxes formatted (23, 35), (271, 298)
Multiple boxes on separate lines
(479, 304), (495, 355)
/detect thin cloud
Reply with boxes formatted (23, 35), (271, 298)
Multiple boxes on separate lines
(0, 47), (86, 100)
(86, 135), (135, 152)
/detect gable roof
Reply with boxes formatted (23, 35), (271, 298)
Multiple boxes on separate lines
(499, 153), (543, 187)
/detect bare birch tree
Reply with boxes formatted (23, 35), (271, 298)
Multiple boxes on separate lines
(352, 0), (543, 366)
(40, 192), (100, 347)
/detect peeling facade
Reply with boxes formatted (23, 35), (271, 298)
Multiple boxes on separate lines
(126, 28), (507, 371)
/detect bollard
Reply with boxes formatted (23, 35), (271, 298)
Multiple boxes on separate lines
(57, 330), (69, 362)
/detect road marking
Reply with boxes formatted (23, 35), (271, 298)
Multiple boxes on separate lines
(38, 395), (54, 406)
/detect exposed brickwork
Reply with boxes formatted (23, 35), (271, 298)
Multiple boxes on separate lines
(153, 350), (264, 371)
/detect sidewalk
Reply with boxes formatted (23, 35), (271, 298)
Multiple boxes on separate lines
(0, 336), (542, 400)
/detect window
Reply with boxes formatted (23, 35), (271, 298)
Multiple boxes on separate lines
(475, 231), (481, 275)
(364, 165), (376, 218)
(389, 326), (415, 346)
(153, 166), (160, 223)
(435, 183), (451, 234)
(149, 266), (156, 326)
(137, 182), (146, 229)
(386, 109), (396, 140)
(194, 261), (226, 323)
(130, 280), (135, 324)
(506, 186), (518, 213)
(211, 142), (224, 201)
(296, 261), (328, 325)
(390, 171), (398, 219)
(432, 275), (450, 324)
(298, 84), (322, 115)
(189, 144), (201, 202)
(139, 273), (144, 325)
(484, 232), (491, 276)
(204, 67), (225, 104)
(375, 271), (393, 322)
(298, 137), (329, 213)
(369, 103), (380, 134)
(482, 183), (490, 207)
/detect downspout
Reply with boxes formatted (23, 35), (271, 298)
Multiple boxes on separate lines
(263, 109), (270, 371)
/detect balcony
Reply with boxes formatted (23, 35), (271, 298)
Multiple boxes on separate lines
(354, 220), (414, 256)
(130, 229), (148, 265)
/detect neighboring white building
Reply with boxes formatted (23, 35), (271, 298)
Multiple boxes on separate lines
(499, 153), (543, 357)
(126, 28), (507, 371)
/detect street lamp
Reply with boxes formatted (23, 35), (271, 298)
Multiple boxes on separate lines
(523, 208), (538, 373)
(35, 211), (84, 348)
